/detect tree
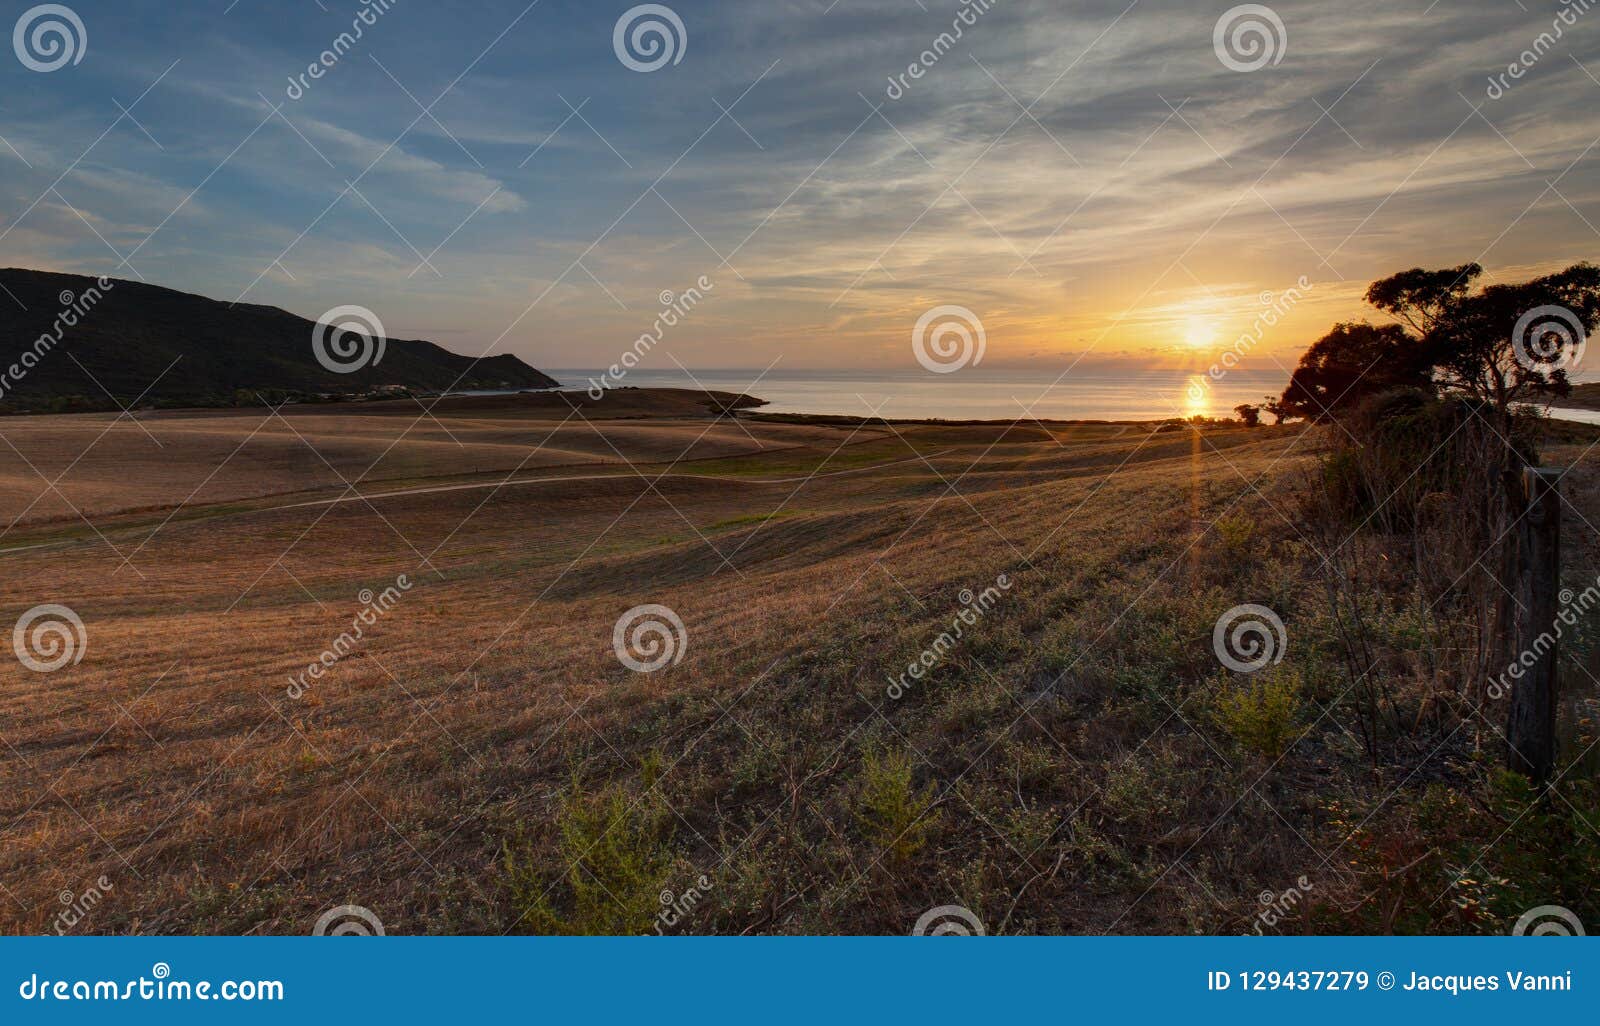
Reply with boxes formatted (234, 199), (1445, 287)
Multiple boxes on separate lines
(1348, 261), (1600, 770)
(1234, 403), (1261, 427)
(1261, 396), (1293, 425)
(1367, 262), (1600, 423)
(1279, 322), (1433, 422)
(1364, 262), (1483, 336)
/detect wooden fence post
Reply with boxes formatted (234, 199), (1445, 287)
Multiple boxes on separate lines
(1506, 467), (1562, 783)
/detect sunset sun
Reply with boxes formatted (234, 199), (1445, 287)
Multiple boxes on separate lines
(1182, 316), (1220, 350)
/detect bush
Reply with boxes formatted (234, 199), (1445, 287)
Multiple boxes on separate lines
(1315, 391), (1516, 536)
(1208, 668), (1305, 758)
(1214, 515), (1257, 561)
(503, 779), (674, 935)
(852, 748), (939, 867)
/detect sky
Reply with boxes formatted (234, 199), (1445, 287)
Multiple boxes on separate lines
(2, 0), (1598, 379)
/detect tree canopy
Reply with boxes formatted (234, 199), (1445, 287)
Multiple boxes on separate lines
(1281, 262), (1600, 423)
(1279, 323), (1432, 422)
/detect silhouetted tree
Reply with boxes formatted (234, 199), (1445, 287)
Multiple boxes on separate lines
(1234, 403), (1261, 427)
(1279, 322), (1433, 422)
(1261, 396), (1293, 425)
(1303, 262), (1600, 741)
(1364, 262), (1483, 336)
(1367, 262), (1600, 424)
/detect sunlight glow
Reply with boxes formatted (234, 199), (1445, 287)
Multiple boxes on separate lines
(1184, 375), (1209, 419)
(1182, 316), (1219, 350)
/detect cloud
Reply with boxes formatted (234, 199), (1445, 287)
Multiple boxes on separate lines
(4, 0), (1597, 374)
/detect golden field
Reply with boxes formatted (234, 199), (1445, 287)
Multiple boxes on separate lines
(2, 390), (1596, 935)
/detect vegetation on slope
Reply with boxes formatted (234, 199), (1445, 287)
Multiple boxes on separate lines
(0, 268), (557, 413)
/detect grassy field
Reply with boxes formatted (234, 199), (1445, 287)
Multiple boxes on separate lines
(1, 389), (1597, 935)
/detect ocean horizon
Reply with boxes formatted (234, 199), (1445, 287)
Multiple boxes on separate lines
(541, 367), (1293, 422)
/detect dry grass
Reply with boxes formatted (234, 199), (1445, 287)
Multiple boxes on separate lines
(0, 390), (855, 526)
(1, 391), (1595, 935)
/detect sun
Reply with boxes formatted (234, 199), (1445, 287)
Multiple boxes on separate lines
(1183, 316), (1219, 350)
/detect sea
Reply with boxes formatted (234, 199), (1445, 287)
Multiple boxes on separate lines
(453, 368), (1600, 424)
(534, 368), (1292, 422)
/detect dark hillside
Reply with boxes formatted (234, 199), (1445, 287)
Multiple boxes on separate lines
(0, 269), (557, 410)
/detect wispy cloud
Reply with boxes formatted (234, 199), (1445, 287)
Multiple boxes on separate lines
(2, 0), (1596, 373)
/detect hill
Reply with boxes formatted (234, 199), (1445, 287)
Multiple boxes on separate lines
(0, 269), (557, 411)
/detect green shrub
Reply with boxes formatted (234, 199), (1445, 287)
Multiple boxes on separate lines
(1208, 668), (1305, 758)
(853, 748), (938, 867)
(503, 779), (673, 935)
(1215, 515), (1258, 560)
